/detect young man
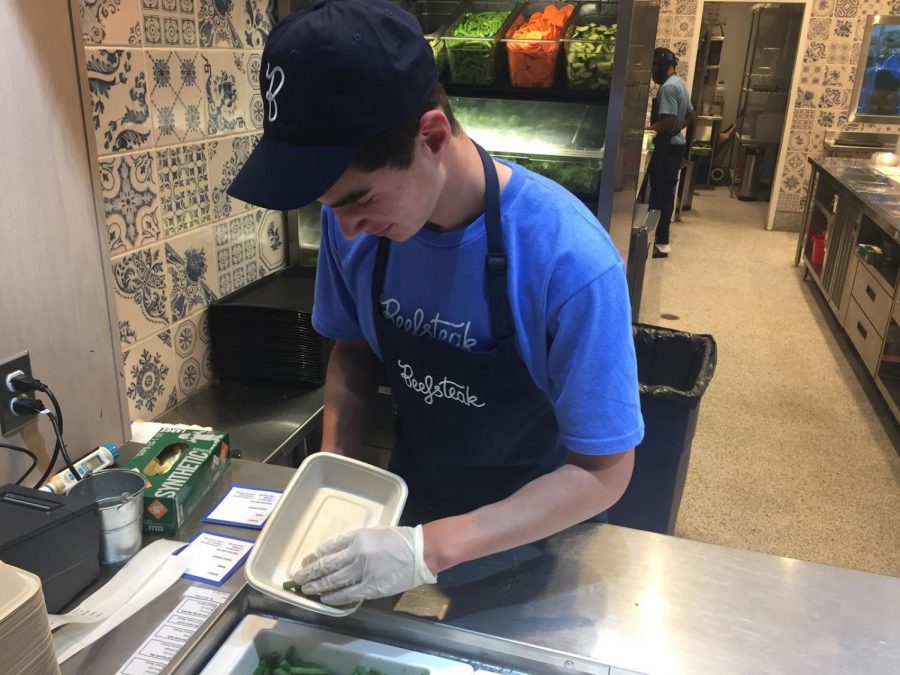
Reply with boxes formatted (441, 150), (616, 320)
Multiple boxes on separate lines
(648, 48), (694, 258)
(228, 0), (643, 606)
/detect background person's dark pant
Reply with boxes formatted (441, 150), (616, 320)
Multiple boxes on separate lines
(648, 144), (685, 246)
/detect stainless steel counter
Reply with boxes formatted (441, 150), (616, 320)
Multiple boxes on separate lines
(810, 157), (900, 236)
(158, 380), (324, 464)
(59, 460), (289, 675)
(62, 460), (900, 675)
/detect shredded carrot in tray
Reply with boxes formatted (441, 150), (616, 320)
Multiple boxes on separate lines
(507, 4), (574, 88)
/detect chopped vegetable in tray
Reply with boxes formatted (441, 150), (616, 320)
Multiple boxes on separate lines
(506, 4), (574, 88)
(251, 647), (426, 675)
(447, 10), (511, 84)
(565, 22), (616, 89)
(251, 646), (330, 675)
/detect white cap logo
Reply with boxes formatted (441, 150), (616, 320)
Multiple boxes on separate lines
(265, 63), (285, 122)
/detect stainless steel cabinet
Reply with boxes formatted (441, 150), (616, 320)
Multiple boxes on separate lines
(800, 171), (862, 323)
(875, 299), (900, 420)
(830, 197), (863, 323)
(797, 160), (900, 422)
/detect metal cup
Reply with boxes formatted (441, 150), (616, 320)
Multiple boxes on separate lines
(68, 469), (146, 565)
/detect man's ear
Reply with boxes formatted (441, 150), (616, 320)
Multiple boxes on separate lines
(419, 109), (452, 158)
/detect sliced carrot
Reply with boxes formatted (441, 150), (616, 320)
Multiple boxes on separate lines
(507, 4), (573, 87)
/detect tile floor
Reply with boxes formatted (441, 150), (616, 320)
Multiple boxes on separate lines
(639, 187), (900, 577)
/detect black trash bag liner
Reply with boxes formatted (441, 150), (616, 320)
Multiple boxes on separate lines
(633, 323), (717, 402)
(607, 323), (718, 534)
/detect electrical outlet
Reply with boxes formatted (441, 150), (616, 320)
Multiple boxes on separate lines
(0, 351), (37, 436)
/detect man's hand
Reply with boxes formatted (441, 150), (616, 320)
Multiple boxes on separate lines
(293, 525), (437, 605)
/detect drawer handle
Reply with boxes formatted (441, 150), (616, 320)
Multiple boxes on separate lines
(857, 322), (868, 339)
(866, 285), (877, 302)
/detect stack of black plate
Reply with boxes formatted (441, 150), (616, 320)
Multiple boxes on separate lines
(208, 268), (333, 386)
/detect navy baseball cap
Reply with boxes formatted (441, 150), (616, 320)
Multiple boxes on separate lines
(228, 0), (438, 210)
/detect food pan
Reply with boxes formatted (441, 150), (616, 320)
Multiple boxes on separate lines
(245, 453), (408, 617)
(199, 614), (474, 675)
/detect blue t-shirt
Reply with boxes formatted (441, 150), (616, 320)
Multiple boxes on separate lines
(313, 161), (644, 456)
(658, 75), (693, 145)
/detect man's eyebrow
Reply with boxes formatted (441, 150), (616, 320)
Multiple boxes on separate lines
(327, 189), (370, 209)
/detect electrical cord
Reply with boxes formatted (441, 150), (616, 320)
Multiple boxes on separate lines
(7, 374), (65, 487)
(0, 442), (38, 485)
(7, 374), (63, 433)
(9, 397), (80, 483)
(42, 387), (64, 435)
(35, 388), (64, 488)
(34, 437), (61, 489)
(42, 409), (80, 483)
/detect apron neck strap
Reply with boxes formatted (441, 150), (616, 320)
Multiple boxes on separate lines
(475, 142), (513, 340)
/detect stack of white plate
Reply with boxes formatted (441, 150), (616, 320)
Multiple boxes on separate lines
(0, 562), (60, 675)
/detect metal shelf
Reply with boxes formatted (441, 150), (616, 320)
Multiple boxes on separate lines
(448, 96), (607, 160)
(741, 86), (789, 94)
(737, 134), (781, 145)
(444, 82), (610, 106)
(729, 3), (803, 199)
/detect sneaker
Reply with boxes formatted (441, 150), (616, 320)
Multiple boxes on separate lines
(653, 246), (669, 259)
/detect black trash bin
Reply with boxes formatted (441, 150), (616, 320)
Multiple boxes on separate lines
(607, 324), (717, 535)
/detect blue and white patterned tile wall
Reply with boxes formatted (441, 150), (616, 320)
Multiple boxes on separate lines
(81, 0), (285, 422)
(654, 0), (900, 220)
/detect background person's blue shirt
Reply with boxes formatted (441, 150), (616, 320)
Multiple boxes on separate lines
(313, 160), (644, 457)
(658, 74), (693, 145)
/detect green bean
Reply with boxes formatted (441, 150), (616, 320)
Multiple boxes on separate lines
(255, 647), (405, 675)
(565, 22), (616, 89)
(447, 11), (511, 84)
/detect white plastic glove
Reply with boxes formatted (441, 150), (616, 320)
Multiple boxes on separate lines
(292, 525), (437, 606)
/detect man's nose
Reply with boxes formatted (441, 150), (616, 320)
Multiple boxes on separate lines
(335, 213), (366, 240)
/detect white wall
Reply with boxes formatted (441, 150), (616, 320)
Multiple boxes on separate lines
(0, 0), (130, 484)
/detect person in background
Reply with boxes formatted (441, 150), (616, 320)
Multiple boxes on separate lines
(648, 47), (694, 259)
(227, 0), (643, 606)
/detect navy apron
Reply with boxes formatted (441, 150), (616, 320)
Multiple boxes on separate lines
(371, 143), (565, 522)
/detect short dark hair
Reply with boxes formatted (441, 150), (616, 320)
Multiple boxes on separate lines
(653, 47), (678, 68)
(350, 84), (460, 171)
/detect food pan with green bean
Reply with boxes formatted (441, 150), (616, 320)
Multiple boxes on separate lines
(250, 644), (426, 675)
(443, 4), (515, 85)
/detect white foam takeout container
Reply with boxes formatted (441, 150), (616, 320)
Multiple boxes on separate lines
(199, 614), (474, 675)
(244, 452), (408, 617)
